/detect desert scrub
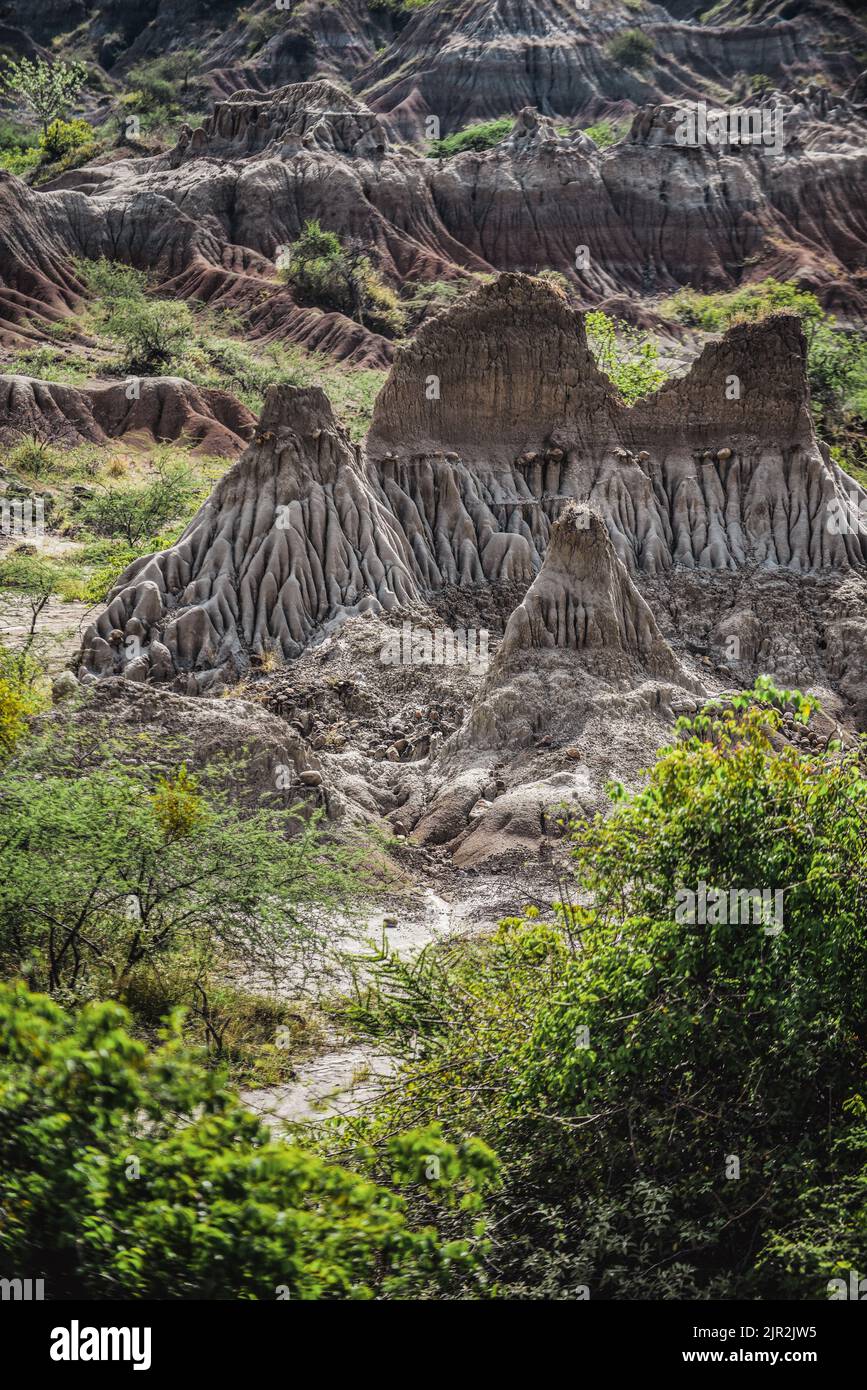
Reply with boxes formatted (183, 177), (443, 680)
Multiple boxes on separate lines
(187, 335), (386, 440)
(277, 219), (406, 338)
(585, 309), (668, 403)
(79, 459), (199, 545)
(607, 29), (655, 72)
(428, 117), (514, 157)
(581, 118), (629, 148)
(9, 345), (91, 385)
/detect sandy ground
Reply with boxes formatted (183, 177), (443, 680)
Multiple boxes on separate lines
(241, 870), (543, 1127)
(0, 591), (98, 674)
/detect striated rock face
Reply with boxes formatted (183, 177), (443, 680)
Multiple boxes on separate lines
(0, 375), (255, 455)
(358, 0), (865, 140)
(496, 503), (689, 679)
(179, 81), (392, 160)
(0, 168), (392, 368)
(79, 386), (422, 691)
(369, 277), (867, 580)
(3, 75), (864, 368)
(77, 274), (867, 691)
(462, 502), (702, 752)
(368, 274), (617, 459)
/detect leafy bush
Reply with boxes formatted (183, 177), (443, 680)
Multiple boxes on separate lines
(81, 460), (198, 545)
(6, 436), (64, 478)
(0, 733), (373, 1012)
(662, 279), (824, 333)
(105, 297), (195, 373)
(581, 118), (629, 148)
(585, 309), (668, 402)
(0, 117), (40, 175)
(278, 219), (405, 338)
(0, 144), (41, 176)
(607, 29), (655, 72)
(74, 256), (149, 303)
(0, 981), (495, 1298)
(349, 683), (867, 1298)
(0, 645), (47, 757)
(39, 117), (92, 162)
(428, 117), (514, 158)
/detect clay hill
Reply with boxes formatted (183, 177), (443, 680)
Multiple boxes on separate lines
(70, 275), (867, 865)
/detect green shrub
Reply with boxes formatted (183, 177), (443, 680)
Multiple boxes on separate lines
(428, 117), (514, 158)
(278, 219), (406, 338)
(581, 118), (629, 148)
(6, 436), (64, 478)
(105, 297), (195, 373)
(0, 144), (41, 175)
(39, 117), (92, 162)
(661, 278), (824, 333)
(585, 309), (668, 402)
(74, 255), (149, 303)
(81, 461), (198, 545)
(0, 981), (494, 1298)
(0, 645), (48, 757)
(607, 29), (655, 72)
(349, 682), (867, 1297)
(0, 117), (40, 174)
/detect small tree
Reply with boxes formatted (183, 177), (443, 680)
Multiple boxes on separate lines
(278, 219), (405, 337)
(585, 309), (667, 403)
(82, 459), (198, 545)
(105, 297), (195, 373)
(0, 57), (88, 138)
(607, 29), (655, 73)
(0, 739), (371, 1003)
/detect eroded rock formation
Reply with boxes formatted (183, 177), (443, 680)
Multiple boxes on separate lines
(2, 75), (864, 374)
(0, 374), (254, 455)
(78, 274), (867, 701)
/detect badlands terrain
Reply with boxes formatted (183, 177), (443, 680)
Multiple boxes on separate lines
(1, 0), (867, 1305)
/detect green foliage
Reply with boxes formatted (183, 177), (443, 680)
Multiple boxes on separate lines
(0, 118), (40, 174)
(350, 683), (867, 1297)
(80, 460), (199, 545)
(0, 645), (48, 757)
(5, 435), (64, 478)
(428, 117), (514, 158)
(126, 51), (200, 107)
(8, 345), (90, 385)
(105, 297), (196, 373)
(0, 982), (493, 1298)
(581, 118), (629, 148)
(367, 0), (438, 11)
(0, 729), (372, 1016)
(585, 309), (668, 403)
(70, 256), (192, 371)
(39, 117), (92, 162)
(0, 56), (88, 136)
(278, 219), (405, 338)
(662, 278), (824, 333)
(73, 256), (149, 304)
(607, 29), (655, 72)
